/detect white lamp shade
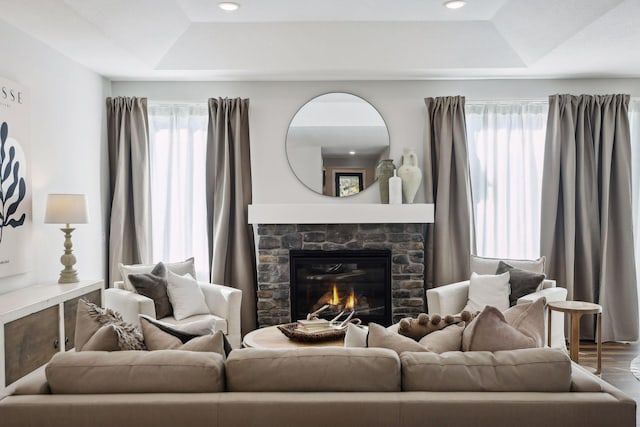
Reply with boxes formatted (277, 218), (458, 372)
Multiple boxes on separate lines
(44, 194), (89, 225)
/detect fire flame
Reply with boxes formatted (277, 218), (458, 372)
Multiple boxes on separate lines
(328, 285), (357, 310)
(345, 289), (356, 310)
(330, 284), (340, 305)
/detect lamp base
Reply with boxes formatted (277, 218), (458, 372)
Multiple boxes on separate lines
(58, 226), (80, 284)
(58, 268), (79, 284)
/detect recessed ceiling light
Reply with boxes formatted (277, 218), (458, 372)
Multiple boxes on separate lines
(444, 0), (466, 9)
(349, 151), (356, 155)
(219, 2), (240, 11)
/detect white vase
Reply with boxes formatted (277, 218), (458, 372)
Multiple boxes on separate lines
(397, 148), (422, 204)
(388, 170), (402, 204)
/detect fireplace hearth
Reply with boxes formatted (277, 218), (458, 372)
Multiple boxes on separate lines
(290, 250), (392, 326)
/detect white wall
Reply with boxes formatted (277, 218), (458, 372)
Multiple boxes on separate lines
(111, 79), (640, 206)
(0, 20), (109, 294)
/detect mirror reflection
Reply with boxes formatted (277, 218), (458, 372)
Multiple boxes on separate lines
(286, 93), (390, 197)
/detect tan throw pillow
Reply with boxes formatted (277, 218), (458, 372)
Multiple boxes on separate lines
(81, 325), (120, 351)
(74, 299), (145, 351)
(462, 305), (538, 351)
(74, 299), (103, 350)
(367, 323), (428, 355)
(140, 316), (183, 349)
(418, 322), (465, 353)
(139, 316), (227, 358)
(503, 298), (546, 347)
(181, 334), (226, 353)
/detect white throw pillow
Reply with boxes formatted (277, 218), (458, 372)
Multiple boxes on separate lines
(166, 271), (210, 321)
(463, 271), (511, 313)
(343, 323), (369, 348)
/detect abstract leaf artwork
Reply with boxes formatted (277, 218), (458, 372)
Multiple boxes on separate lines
(0, 121), (26, 243)
(0, 75), (31, 278)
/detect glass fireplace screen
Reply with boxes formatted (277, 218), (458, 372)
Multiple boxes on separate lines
(289, 249), (392, 326)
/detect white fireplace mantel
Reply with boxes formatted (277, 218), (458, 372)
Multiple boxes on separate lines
(248, 203), (434, 224)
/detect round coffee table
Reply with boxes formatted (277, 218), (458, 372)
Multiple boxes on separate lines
(243, 325), (344, 349)
(547, 300), (602, 374)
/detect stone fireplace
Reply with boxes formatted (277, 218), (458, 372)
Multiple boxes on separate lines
(255, 222), (427, 327)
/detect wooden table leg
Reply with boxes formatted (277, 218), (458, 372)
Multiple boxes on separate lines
(596, 312), (602, 375)
(547, 306), (552, 347)
(570, 312), (581, 363)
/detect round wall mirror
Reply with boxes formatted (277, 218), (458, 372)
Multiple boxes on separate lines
(286, 93), (390, 197)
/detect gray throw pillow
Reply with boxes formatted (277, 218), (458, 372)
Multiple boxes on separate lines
(496, 261), (546, 306)
(128, 262), (173, 319)
(367, 323), (429, 355)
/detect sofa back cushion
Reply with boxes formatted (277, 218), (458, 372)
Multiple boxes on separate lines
(46, 350), (225, 394)
(119, 258), (196, 292)
(401, 348), (571, 392)
(226, 347), (401, 392)
(470, 255), (546, 275)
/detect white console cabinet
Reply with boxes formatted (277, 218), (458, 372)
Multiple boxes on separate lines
(0, 280), (104, 390)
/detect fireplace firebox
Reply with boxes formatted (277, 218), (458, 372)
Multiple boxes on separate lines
(289, 249), (392, 326)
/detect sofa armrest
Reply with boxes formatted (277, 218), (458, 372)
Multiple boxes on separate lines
(199, 282), (242, 349)
(104, 288), (156, 328)
(113, 280), (127, 290)
(426, 281), (470, 315)
(541, 279), (556, 289)
(517, 286), (567, 304)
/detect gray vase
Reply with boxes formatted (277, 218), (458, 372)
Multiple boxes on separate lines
(376, 159), (395, 204)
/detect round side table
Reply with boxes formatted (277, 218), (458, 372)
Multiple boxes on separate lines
(242, 325), (344, 349)
(547, 300), (602, 374)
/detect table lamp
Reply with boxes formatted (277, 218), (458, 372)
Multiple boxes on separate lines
(44, 194), (88, 284)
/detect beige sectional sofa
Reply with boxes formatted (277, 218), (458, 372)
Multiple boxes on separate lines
(0, 346), (635, 427)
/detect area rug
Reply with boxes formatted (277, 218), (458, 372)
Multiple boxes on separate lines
(630, 355), (640, 381)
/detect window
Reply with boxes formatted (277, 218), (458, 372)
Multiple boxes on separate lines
(148, 103), (209, 280)
(466, 101), (548, 259)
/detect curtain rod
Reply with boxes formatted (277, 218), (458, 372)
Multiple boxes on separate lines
(465, 98), (548, 104)
(148, 100), (207, 105)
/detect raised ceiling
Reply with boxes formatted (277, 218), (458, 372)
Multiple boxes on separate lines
(0, 0), (638, 81)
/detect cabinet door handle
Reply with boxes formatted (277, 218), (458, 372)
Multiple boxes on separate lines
(53, 339), (59, 349)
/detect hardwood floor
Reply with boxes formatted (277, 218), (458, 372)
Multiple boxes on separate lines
(580, 341), (640, 425)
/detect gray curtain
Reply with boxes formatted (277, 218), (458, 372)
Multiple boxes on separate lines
(106, 97), (152, 286)
(541, 94), (638, 342)
(424, 96), (476, 289)
(206, 98), (256, 335)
